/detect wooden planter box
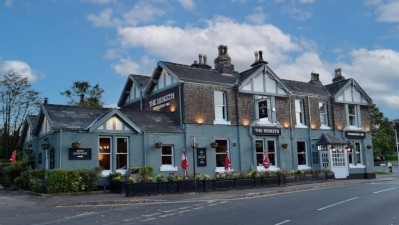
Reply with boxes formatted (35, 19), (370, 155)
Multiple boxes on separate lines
(110, 181), (126, 194)
(156, 182), (169, 194)
(261, 176), (279, 186)
(203, 180), (214, 192)
(325, 173), (335, 180)
(178, 181), (204, 193)
(214, 179), (235, 190)
(234, 178), (255, 189)
(125, 183), (157, 196)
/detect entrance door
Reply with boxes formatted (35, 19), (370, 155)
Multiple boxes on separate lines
(331, 146), (349, 179)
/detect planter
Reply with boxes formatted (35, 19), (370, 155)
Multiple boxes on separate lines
(210, 142), (218, 148)
(203, 180), (214, 192)
(325, 173), (335, 180)
(41, 143), (50, 150)
(214, 179), (235, 190)
(72, 142), (81, 149)
(367, 144), (372, 149)
(110, 181), (126, 194)
(234, 178), (255, 188)
(155, 142), (163, 149)
(125, 182), (157, 196)
(261, 176), (279, 186)
(281, 143), (288, 149)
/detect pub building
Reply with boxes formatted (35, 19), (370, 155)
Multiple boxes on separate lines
(20, 45), (375, 185)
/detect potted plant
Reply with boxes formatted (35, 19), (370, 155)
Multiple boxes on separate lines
(281, 143), (288, 149)
(366, 144), (372, 149)
(155, 142), (163, 149)
(72, 141), (81, 149)
(41, 141), (50, 150)
(210, 142), (218, 148)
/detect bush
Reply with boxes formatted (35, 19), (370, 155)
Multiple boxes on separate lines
(2, 159), (29, 188)
(385, 155), (398, 161)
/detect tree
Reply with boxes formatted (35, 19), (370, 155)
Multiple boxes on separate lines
(370, 104), (396, 158)
(0, 72), (41, 160)
(60, 81), (104, 108)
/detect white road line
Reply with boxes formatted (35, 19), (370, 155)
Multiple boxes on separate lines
(178, 209), (192, 214)
(159, 213), (177, 218)
(374, 187), (398, 194)
(142, 212), (162, 217)
(141, 217), (156, 222)
(207, 203), (218, 206)
(317, 197), (358, 211)
(193, 206), (205, 210)
(64, 212), (95, 219)
(275, 219), (291, 225)
(178, 206), (191, 210)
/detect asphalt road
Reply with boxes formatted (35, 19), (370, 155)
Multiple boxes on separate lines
(1, 168), (398, 225)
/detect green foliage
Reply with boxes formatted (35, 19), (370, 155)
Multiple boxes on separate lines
(385, 155), (398, 161)
(371, 104), (396, 157)
(1, 159), (29, 188)
(47, 169), (99, 193)
(60, 81), (104, 108)
(156, 174), (164, 182)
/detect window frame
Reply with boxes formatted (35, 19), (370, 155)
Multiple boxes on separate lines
(160, 145), (178, 172)
(319, 101), (329, 128)
(214, 91), (229, 125)
(215, 139), (229, 172)
(295, 99), (306, 127)
(256, 96), (272, 124)
(297, 141), (310, 170)
(347, 104), (359, 127)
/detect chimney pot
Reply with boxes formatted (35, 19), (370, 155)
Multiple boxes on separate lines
(44, 98), (48, 105)
(203, 55), (207, 65)
(198, 54), (203, 65)
(254, 51), (259, 62)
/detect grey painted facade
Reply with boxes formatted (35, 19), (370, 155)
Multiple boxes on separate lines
(20, 45), (375, 182)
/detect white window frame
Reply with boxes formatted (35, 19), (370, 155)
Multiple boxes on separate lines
(256, 96), (272, 125)
(115, 137), (128, 175)
(295, 99), (307, 128)
(297, 141), (310, 170)
(256, 139), (279, 172)
(215, 139), (231, 173)
(319, 102), (330, 129)
(349, 142), (364, 168)
(160, 145), (178, 172)
(214, 91), (230, 125)
(347, 104), (359, 128)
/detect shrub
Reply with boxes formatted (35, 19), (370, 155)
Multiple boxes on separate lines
(2, 159), (29, 188)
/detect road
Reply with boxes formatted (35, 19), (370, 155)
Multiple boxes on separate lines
(1, 177), (398, 225)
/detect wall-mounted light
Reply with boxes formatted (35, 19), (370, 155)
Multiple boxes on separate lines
(241, 118), (250, 127)
(195, 116), (204, 125)
(283, 121), (290, 128)
(336, 124), (343, 130)
(310, 123), (317, 129)
(169, 105), (176, 113)
(330, 145), (336, 152)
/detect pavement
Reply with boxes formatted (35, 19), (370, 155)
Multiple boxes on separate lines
(0, 166), (398, 208)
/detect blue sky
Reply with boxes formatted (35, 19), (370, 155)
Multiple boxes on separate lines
(1, 0), (399, 119)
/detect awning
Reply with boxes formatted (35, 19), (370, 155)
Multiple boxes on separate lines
(316, 133), (350, 145)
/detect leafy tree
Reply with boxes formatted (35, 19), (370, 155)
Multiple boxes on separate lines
(60, 81), (104, 107)
(0, 72), (41, 160)
(370, 104), (396, 157)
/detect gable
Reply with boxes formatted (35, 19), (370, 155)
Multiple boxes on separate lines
(96, 116), (132, 132)
(239, 67), (289, 96)
(127, 82), (142, 102)
(39, 115), (51, 135)
(149, 67), (178, 94)
(336, 81), (371, 105)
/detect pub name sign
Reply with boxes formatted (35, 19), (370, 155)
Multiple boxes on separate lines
(252, 127), (281, 136)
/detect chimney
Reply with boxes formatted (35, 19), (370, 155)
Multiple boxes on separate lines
(309, 72), (322, 85)
(44, 97), (48, 105)
(214, 45), (235, 74)
(191, 53), (211, 69)
(251, 50), (268, 67)
(332, 68), (346, 82)
(198, 54), (203, 65)
(203, 55), (207, 65)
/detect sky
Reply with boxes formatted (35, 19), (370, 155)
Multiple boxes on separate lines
(0, 0), (399, 120)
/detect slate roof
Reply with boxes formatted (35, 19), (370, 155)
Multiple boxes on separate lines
(237, 64), (263, 85)
(281, 79), (330, 97)
(120, 109), (182, 133)
(42, 104), (110, 130)
(27, 115), (39, 131)
(160, 61), (237, 86)
(325, 79), (350, 96)
(118, 74), (149, 107)
(40, 104), (181, 133)
(317, 133), (350, 145)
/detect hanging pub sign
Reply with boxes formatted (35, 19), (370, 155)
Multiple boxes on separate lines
(252, 127), (281, 136)
(69, 148), (92, 160)
(258, 100), (268, 119)
(196, 147), (207, 167)
(345, 131), (366, 139)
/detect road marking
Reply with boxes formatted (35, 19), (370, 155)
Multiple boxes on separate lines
(317, 197), (358, 211)
(275, 220), (291, 225)
(178, 209), (192, 214)
(374, 187), (398, 194)
(178, 206), (191, 210)
(193, 206), (205, 209)
(141, 217), (156, 222)
(142, 212), (162, 217)
(64, 212), (95, 219)
(159, 213), (177, 218)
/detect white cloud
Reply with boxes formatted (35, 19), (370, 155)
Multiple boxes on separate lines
(245, 6), (267, 24)
(179, 0), (195, 11)
(111, 58), (140, 76)
(122, 2), (165, 26)
(87, 8), (120, 27)
(116, 16), (301, 72)
(376, 1), (399, 22)
(0, 60), (38, 82)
